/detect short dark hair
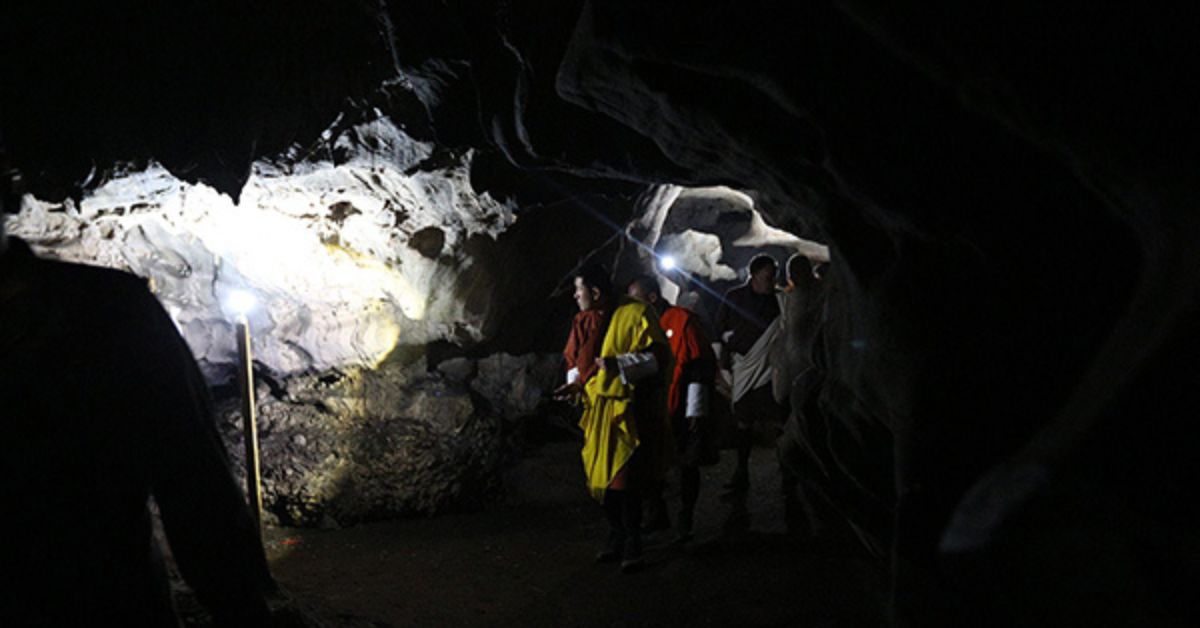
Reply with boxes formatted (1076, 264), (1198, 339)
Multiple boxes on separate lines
(576, 263), (613, 296)
(748, 254), (777, 276)
(627, 274), (660, 299)
(786, 253), (813, 283)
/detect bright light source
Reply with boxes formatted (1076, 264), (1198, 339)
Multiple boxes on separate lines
(226, 289), (257, 316)
(660, 255), (676, 271)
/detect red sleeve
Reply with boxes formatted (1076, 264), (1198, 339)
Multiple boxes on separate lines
(563, 315), (584, 370)
(667, 311), (717, 416)
(563, 311), (605, 383)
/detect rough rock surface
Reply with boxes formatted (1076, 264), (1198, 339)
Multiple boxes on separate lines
(219, 352), (560, 527)
(470, 353), (562, 420)
(7, 118), (519, 375)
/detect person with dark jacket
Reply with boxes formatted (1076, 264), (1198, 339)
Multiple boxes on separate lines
(715, 254), (786, 495)
(1, 212), (274, 625)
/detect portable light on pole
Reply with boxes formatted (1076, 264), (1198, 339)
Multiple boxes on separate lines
(226, 289), (263, 531)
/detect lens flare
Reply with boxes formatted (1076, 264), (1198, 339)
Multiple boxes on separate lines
(225, 289), (257, 316)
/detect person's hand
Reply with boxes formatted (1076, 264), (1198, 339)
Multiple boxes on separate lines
(553, 381), (582, 401)
(688, 414), (700, 433)
(610, 411), (626, 426)
(598, 356), (618, 373)
(714, 370), (733, 399)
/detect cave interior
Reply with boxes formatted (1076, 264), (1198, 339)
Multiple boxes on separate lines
(2, 2), (1198, 626)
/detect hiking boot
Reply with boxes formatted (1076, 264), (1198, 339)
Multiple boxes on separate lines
(620, 537), (644, 573)
(595, 530), (624, 563)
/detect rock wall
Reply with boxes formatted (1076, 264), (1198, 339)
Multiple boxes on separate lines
(219, 352), (560, 527)
(6, 117), (515, 376)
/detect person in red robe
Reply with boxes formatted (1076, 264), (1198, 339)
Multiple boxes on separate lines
(557, 265), (614, 402)
(628, 275), (717, 541)
(556, 265), (633, 562)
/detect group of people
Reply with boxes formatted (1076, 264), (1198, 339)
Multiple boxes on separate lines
(558, 252), (826, 573)
(4, 140), (826, 619)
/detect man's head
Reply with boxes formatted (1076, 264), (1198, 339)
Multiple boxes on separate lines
(747, 254), (778, 294)
(786, 253), (816, 290)
(573, 264), (613, 312)
(627, 275), (662, 307)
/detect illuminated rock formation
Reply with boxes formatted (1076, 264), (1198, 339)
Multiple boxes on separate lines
(7, 118), (514, 376)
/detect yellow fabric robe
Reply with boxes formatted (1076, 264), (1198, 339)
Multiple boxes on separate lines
(579, 299), (672, 502)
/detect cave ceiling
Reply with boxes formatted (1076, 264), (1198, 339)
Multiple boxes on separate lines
(3, 3), (1193, 210)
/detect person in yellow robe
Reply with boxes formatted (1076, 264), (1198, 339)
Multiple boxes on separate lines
(579, 285), (673, 573)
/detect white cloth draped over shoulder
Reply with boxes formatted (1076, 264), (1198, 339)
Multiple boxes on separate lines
(730, 293), (784, 403)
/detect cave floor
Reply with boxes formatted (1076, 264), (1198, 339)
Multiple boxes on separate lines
(259, 442), (889, 627)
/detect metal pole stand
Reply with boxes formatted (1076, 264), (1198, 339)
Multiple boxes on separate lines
(236, 315), (264, 531)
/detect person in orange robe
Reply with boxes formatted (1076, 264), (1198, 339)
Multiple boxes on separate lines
(628, 275), (717, 542)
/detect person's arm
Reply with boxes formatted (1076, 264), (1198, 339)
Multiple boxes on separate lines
(612, 350), (659, 384)
(562, 316), (580, 375)
(606, 310), (672, 385)
(124, 285), (273, 624)
(557, 317), (584, 398)
(575, 315), (603, 384)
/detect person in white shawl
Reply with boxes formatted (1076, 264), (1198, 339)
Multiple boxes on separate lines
(715, 254), (788, 495)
